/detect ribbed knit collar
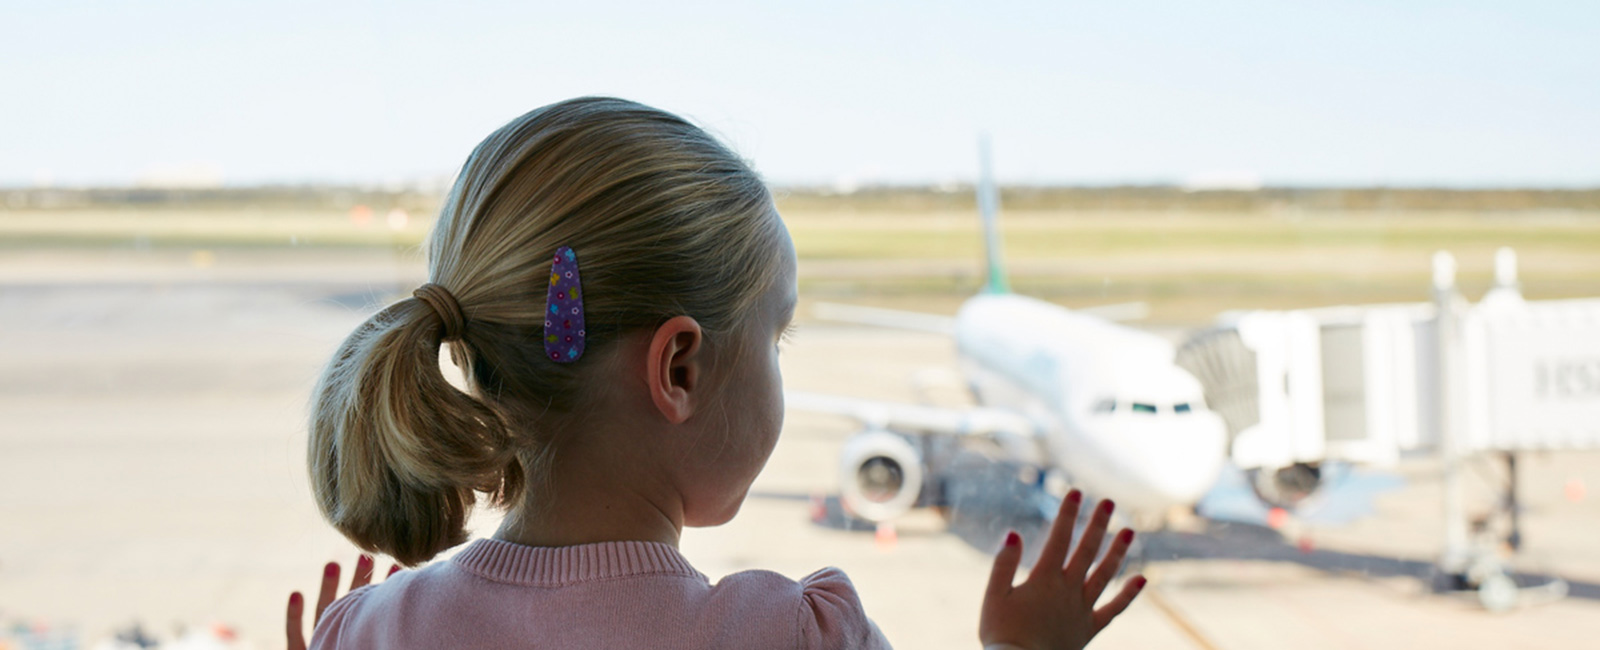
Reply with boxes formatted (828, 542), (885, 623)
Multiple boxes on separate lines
(451, 537), (705, 587)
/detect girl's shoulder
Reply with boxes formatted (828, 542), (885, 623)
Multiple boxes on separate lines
(711, 566), (892, 650)
(307, 581), (379, 650)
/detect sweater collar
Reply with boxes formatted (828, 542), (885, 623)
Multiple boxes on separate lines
(451, 537), (704, 587)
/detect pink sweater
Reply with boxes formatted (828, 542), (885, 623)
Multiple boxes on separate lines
(310, 537), (893, 649)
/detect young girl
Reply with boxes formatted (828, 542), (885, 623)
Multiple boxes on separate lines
(285, 97), (1145, 649)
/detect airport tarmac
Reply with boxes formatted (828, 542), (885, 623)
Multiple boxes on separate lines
(2, 250), (1598, 649)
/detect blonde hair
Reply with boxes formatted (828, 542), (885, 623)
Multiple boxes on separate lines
(308, 97), (783, 566)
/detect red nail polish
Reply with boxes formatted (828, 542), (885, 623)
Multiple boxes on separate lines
(357, 554), (372, 568)
(1004, 531), (1021, 547)
(1067, 490), (1082, 504)
(1134, 576), (1148, 589)
(324, 562), (338, 577)
(289, 592), (302, 605)
(1101, 499), (1115, 514)
(1118, 529), (1134, 544)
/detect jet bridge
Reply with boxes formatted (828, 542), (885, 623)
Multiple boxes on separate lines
(1176, 248), (1600, 610)
(1177, 250), (1600, 470)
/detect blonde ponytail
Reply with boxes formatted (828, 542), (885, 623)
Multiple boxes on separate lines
(308, 297), (523, 566)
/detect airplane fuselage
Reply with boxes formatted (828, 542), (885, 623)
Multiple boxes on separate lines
(952, 293), (1229, 513)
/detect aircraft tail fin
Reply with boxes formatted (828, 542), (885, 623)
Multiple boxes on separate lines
(977, 134), (1010, 294)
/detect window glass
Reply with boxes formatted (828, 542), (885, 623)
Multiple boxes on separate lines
(6, 7), (1598, 648)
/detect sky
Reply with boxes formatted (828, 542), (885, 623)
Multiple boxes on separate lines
(4, 1), (1598, 188)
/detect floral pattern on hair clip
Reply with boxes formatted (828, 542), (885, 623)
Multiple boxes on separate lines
(545, 246), (585, 362)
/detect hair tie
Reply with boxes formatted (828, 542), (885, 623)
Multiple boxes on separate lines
(413, 283), (466, 341)
(545, 246), (586, 362)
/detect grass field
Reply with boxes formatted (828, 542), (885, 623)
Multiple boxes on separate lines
(783, 210), (1600, 321)
(4, 207), (1598, 324)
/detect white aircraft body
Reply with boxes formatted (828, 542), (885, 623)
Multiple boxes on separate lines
(952, 293), (1228, 512)
(788, 138), (1229, 524)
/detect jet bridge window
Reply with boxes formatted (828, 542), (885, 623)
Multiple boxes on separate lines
(1174, 403), (1192, 414)
(1131, 403), (1158, 414)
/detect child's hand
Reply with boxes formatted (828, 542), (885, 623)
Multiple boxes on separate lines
(286, 554), (400, 650)
(979, 491), (1146, 650)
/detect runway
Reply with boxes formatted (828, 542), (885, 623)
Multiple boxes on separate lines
(2, 249), (1598, 649)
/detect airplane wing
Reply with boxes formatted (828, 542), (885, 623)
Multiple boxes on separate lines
(785, 390), (1040, 438)
(1196, 462), (1405, 527)
(811, 302), (955, 334)
(1075, 301), (1150, 322)
(811, 300), (1149, 334)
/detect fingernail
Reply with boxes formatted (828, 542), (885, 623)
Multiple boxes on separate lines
(1134, 576), (1148, 589)
(1004, 531), (1020, 547)
(1101, 499), (1115, 514)
(387, 564), (401, 577)
(289, 592), (302, 606)
(1067, 490), (1082, 504)
(357, 554), (372, 568)
(324, 562), (338, 577)
(1118, 529), (1135, 544)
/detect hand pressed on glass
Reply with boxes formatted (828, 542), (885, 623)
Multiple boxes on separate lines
(285, 554), (400, 650)
(979, 490), (1146, 650)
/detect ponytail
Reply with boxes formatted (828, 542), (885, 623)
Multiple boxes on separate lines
(307, 297), (523, 566)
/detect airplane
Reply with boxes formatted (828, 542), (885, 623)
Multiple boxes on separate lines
(785, 136), (1231, 528)
(784, 139), (1600, 611)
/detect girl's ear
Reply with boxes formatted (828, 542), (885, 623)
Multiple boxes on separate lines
(645, 316), (704, 424)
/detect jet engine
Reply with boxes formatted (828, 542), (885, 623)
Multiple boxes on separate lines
(1248, 462), (1323, 509)
(838, 430), (925, 523)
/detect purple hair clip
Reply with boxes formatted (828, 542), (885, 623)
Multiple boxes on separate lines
(545, 246), (586, 363)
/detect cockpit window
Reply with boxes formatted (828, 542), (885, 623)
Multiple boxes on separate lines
(1174, 403), (1192, 414)
(1131, 403), (1158, 414)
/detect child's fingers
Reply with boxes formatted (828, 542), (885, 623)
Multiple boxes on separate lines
(314, 561), (340, 626)
(1064, 499), (1114, 583)
(1092, 575), (1147, 635)
(350, 554), (374, 591)
(985, 531), (1024, 600)
(1082, 528), (1134, 602)
(286, 591), (306, 650)
(1031, 489), (1082, 578)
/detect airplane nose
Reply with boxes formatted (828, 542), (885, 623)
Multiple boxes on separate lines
(1064, 412), (1230, 513)
(1146, 414), (1229, 503)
